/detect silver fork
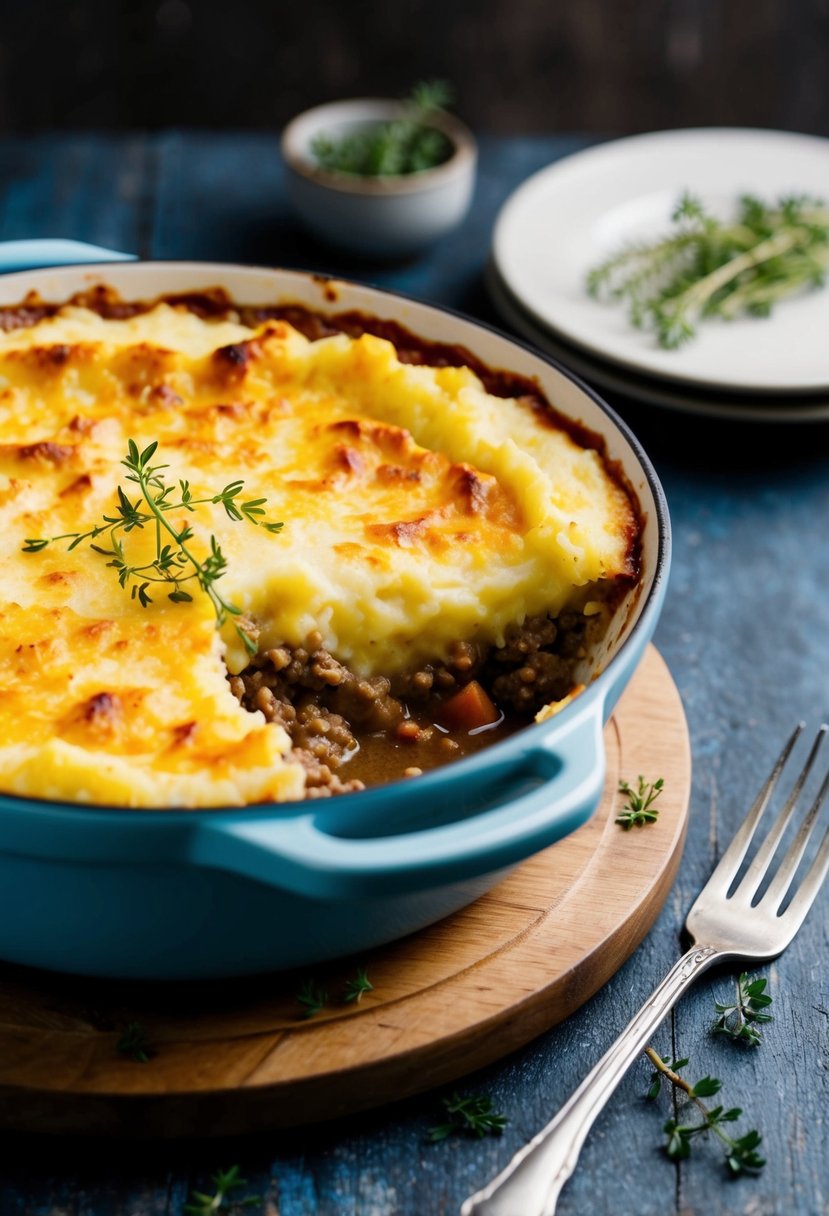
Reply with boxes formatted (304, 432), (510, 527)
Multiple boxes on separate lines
(461, 722), (829, 1216)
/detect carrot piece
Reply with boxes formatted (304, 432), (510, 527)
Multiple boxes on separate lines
(440, 680), (500, 733)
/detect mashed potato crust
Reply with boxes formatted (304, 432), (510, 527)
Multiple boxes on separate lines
(0, 302), (637, 807)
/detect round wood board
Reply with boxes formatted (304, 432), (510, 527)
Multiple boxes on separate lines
(0, 644), (690, 1138)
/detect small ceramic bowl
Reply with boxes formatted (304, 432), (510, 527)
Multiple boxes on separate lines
(280, 98), (478, 258)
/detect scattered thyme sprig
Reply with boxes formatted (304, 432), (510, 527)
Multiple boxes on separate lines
(295, 968), (375, 1017)
(115, 1021), (154, 1063)
(23, 439), (283, 656)
(295, 979), (329, 1019)
(645, 1048), (765, 1176)
(428, 1091), (508, 1142)
(342, 967), (374, 1004)
(615, 775), (664, 829)
(713, 972), (773, 1047)
(311, 80), (455, 177)
(587, 191), (829, 348)
(183, 1166), (261, 1214)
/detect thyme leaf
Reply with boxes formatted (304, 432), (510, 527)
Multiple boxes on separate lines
(615, 775), (664, 829)
(295, 979), (328, 1019)
(295, 967), (375, 1016)
(428, 1091), (508, 1141)
(713, 972), (773, 1047)
(23, 439), (283, 655)
(587, 192), (829, 348)
(645, 1048), (765, 1176)
(116, 1021), (154, 1063)
(183, 1166), (261, 1214)
(311, 80), (455, 177)
(342, 967), (374, 1004)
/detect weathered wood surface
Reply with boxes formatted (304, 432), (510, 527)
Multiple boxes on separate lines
(0, 132), (827, 1214)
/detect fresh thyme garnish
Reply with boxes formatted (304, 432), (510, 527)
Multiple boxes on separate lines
(294, 968), (375, 1016)
(183, 1165), (261, 1214)
(295, 979), (329, 1019)
(645, 1049), (765, 1176)
(342, 967), (374, 1004)
(713, 972), (773, 1047)
(587, 191), (829, 348)
(116, 1021), (154, 1063)
(23, 439), (283, 656)
(311, 80), (455, 177)
(615, 775), (664, 829)
(428, 1091), (508, 1142)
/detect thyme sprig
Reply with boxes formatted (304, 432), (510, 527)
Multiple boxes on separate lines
(183, 1165), (261, 1214)
(295, 979), (329, 1020)
(645, 1049), (765, 1176)
(713, 973), (773, 1047)
(428, 1091), (508, 1142)
(295, 967), (374, 1017)
(615, 775), (664, 829)
(311, 80), (455, 177)
(23, 439), (283, 656)
(115, 1021), (154, 1063)
(587, 191), (829, 348)
(343, 967), (374, 1004)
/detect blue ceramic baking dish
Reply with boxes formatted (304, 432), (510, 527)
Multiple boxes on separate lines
(0, 243), (671, 979)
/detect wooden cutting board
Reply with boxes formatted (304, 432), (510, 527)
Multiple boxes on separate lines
(0, 643), (690, 1137)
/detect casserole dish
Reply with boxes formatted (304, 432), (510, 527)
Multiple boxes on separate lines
(0, 242), (670, 979)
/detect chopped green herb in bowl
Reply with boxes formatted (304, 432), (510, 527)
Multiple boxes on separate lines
(281, 82), (477, 258)
(310, 81), (455, 178)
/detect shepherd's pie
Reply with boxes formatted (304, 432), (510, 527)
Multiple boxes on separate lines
(0, 292), (640, 806)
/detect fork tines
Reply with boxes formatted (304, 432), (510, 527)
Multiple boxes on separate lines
(714, 723), (829, 925)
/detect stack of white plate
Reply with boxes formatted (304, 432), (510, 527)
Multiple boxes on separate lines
(488, 128), (829, 423)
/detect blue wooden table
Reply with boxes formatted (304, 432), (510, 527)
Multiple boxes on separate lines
(1, 132), (828, 1216)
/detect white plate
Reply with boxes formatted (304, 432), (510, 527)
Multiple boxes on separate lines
(491, 128), (829, 394)
(486, 261), (829, 424)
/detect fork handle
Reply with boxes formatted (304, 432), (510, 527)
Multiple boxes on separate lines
(460, 944), (723, 1216)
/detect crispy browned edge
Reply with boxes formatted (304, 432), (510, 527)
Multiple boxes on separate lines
(0, 283), (643, 592)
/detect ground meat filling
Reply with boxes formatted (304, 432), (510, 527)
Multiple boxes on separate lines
(228, 613), (593, 796)
(484, 612), (588, 714)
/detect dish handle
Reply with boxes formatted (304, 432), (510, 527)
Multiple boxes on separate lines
(191, 700), (607, 899)
(0, 239), (134, 272)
